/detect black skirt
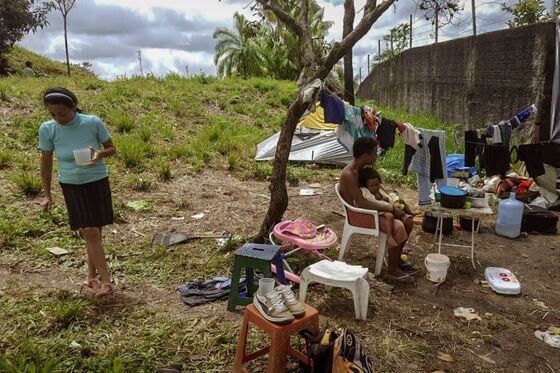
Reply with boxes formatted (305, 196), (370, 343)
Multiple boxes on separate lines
(60, 177), (114, 230)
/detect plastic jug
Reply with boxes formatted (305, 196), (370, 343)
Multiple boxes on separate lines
(495, 191), (524, 238)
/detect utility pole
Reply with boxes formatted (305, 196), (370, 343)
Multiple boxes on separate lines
(409, 14), (413, 48)
(472, 0), (477, 36)
(378, 39), (381, 62)
(359, 67), (362, 83)
(435, 3), (439, 44)
(185, 64), (189, 76)
(367, 54), (370, 75)
(137, 50), (144, 76)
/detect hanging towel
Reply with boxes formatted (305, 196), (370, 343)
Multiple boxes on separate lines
(542, 141), (560, 167)
(411, 129), (448, 205)
(498, 120), (512, 145)
(376, 117), (397, 150)
(400, 122), (423, 149)
(362, 106), (377, 132)
(337, 104), (376, 153)
(517, 143), (545, 178)
(320, 92), (345, 124)
(464, 130), (485, 167)
(491, 125), (502, 144)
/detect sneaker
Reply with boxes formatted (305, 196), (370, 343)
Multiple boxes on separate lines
(253, 291), (294, 324)
(275, 284), (306, 317)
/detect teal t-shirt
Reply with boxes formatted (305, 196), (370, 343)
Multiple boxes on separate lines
(38, 113), (112, 185)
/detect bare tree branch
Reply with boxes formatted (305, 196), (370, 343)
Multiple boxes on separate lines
(316, 0), (395, 80)
(255, 0), (303, 37)
(300, 0), (309, 25)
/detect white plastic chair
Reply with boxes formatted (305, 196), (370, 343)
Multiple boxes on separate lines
(299, 260), (369, 320)
(334, 183), (387, 276)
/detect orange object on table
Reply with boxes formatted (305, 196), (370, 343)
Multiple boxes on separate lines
(233, 304), (320, 373)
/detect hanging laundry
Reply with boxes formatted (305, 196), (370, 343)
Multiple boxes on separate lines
(542, 141), (560, 167)
(510, 104), (537, 129)
(464, 130), (486, 167)
(337, 104), (376, 153)
(480, 144), (511, 176)
(498, 120), (512, 145)
(517, 143), (545, 178)
(320, 92), (345, 124)
(362, 106), (377, 132)
(491, 125), (502, 144)
(411, 129), (448, 205)
(376, 117), (398, 150)
(400, 123), (423, 175)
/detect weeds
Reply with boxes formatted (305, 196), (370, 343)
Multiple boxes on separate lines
(116, 136), (147, 169)
(128, 176), (157, 192)
(11, 172), (42, 197)
(0, 150), (12, 169)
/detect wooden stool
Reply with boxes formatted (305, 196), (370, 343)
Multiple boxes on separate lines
(233, 304), (320, 373)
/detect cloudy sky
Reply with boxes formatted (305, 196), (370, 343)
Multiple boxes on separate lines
(20, 0), (555, 80)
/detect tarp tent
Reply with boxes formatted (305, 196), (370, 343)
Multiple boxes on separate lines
(255, 104), (353, 165)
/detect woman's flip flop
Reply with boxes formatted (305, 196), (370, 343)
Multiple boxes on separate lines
(96, 283), (118, 297)
(384, 273), (415, 283)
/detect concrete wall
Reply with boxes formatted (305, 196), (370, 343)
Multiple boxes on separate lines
(356, 22), (556, 140)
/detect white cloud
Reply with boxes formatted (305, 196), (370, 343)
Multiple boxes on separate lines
(19, 0), (526, 80)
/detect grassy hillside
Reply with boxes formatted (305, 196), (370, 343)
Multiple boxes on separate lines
(5, 45), (96, 78)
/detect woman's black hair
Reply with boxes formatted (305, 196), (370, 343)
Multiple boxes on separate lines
(358, 166), (382, 187)
(43, 88), (83, 112)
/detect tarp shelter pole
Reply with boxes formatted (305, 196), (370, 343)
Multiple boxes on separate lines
(551, 22), (560, 142)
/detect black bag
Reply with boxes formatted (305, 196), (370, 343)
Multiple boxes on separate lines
(521, 205), (558, 234)
(422, 211), (453, 234)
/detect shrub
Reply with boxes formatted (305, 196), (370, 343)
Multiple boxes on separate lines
(12, 172), (42, 197)
(118, 137), (146, 169)
(128, 176), (156, 192)
(113, 112), (135, 133)
(156, 161), (172, 181)
(0, 150), (12, 169)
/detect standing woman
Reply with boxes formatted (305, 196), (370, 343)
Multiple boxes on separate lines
(39, 88), (117, 297)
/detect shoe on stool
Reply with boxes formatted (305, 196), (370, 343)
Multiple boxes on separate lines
(253, 291), (294, 324)
(275, 284), (306, 317)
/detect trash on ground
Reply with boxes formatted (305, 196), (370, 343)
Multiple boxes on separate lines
(299, 188), (316, 196)
(152, 232), (230, 247)
(454, 307), (482, 321)
(436, 351), (455, 363)
(533, 299), (549, 310)
(484, 267), (521, 295)
(69, 340), (82, 349)
(534, 326), (560, 348)
(126, 199), (153, 211)
(191, 212), (205, 219)
(45, 247), (69, 256)
(308, 183), (321, 188)
(171, 216), (185, 221)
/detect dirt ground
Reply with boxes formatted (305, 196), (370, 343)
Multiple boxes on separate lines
(2, 169), (560, 372)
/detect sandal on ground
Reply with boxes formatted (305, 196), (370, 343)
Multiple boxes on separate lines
(384, 273), (415, 284)
(82, 279), (100, 294)
(96, 283), (118, 297)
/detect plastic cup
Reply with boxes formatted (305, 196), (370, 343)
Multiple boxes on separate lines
(464, 201), (472, 209)
(258, 278), (275, 296)
(73, 148), (92, 165)
(447, 178), (460, 188)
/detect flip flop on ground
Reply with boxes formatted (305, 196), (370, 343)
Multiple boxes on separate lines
(384, 273), (415, 283)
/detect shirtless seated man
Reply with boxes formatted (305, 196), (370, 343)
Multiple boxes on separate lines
(339, 137), (414, 283)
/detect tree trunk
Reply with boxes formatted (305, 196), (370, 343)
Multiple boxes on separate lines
(343, 0), (355, 105)
(254, 93), (308, 242)
(63, 15), (70, 77)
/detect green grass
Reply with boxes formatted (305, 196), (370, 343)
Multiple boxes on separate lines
(11, 172), (43, 197)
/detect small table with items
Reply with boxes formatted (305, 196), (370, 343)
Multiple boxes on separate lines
(431, 204), (494, 269)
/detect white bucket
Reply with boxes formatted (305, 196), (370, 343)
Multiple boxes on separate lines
(425, 253), (450, 283)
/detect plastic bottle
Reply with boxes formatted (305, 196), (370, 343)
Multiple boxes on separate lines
(495, 188), (524, 238)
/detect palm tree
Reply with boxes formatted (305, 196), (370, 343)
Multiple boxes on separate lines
(213, 13), (264, 78)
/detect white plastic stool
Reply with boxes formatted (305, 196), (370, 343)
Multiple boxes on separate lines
(299, 260), (369, 320)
